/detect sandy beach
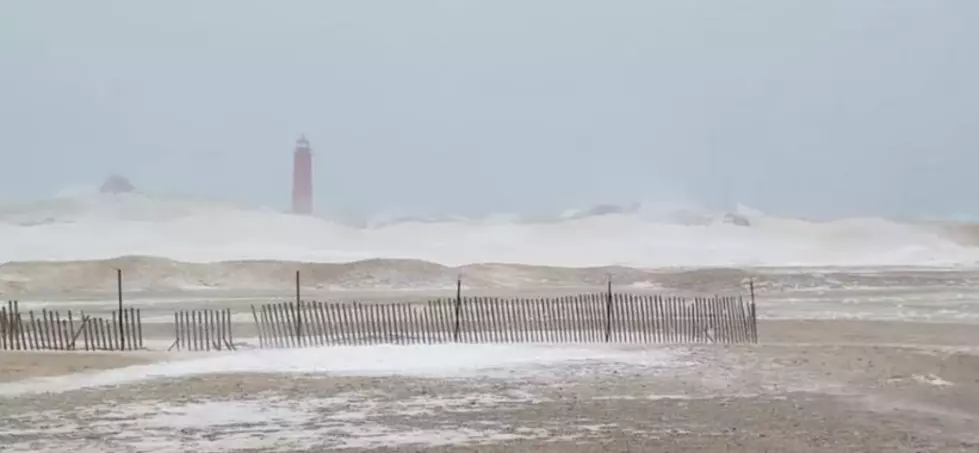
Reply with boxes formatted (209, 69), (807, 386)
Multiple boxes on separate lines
(1, 316), (977, 453)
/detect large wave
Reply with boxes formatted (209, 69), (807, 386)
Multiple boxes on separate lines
(1, 191), (978, 269)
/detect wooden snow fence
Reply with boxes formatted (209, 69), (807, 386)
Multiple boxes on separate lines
(0, 300), (143, 351)
(168, 308), (236, 351)
(251, 293), (758, 349)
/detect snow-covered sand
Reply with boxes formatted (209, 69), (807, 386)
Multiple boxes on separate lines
(2, 334), (978, 452)
(0, 343), (686, 397)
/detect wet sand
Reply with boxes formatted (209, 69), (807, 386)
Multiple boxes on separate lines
(1, 318), (977, 452)
(0, 351), (160, 383)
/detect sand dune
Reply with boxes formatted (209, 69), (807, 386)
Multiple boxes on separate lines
(4, 255), (979, 298)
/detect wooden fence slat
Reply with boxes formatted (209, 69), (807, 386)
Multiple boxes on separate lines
(734, 296), (745, 344)
(495, 298), (506, 344)
(737, 295), (749, 344)
(478, 297), (490, 343)
(272, 303), (285, 348)
(546, 296), (557, 343)
(128, 308), (137, 350)
(80, 312), (89, 351)
(259, 305), (270, 348)
(425, 301), (438, 344)
(641, 295), (651, 343)
(351, 302), (363, 345)
(395, 303), (407, 344)
(315, 303), (328, 346)
(565, 296), (577, 343)
(718, 296), (727, 344)
(464, 297), (477, 343)
(509, 298), (520, 343)
(400, 303), (411, 344)
(14, 303), (22, 350)
(0, 307), (6, 350)
(67, 311), (75, 350)
(624, 293), (635, 343)
(188, 310), (196, 351)
(262, 305), (274, 348)
(463, 297), (475, 343)
(9, 305), (16, 350)
(333, 303), (347, 345)
(213, 308), (221, 350)
(696, 298), (704, 343)
(396, 302), (407, 344)
(173, 311), (182, 350)
(378, 303), (391, 345)
(307, 301), (316, 347)
(0, 307), (6, 351)
(405, 303), (418, 345)
(674, 296), (683, 343)
(397, 303), (410, 345)
(269, 303), (282, 348)
(555, 297), (568, 344)
(101, 316), (110, 351)
(383, 302), (395, 344)
(213, 309), (221, 350)
(480, 297), (492, 343)
(364, 302), (376, 345)
(659, 296), (669, 343)
(315, 302), (328, 346)
(26, 311), (37, 350)
(269, 304), (282, 348)
(38, 309), (49, 350)
(493, 297), (504, 343)
(445, 298), (457, 343)
(200, 309), (207, 351)
(364, 302), (377, 345)
(47, 309), (56, 350)
(403, 303), (416, 344)
(225, 308), (234, 349)
(517, 298), (528, 344)
(686, 297), (693, 343)
(714, 296), (734, 344)
(518, 298), (530, 343)
(343, 304), (364, 345)
(548, 296), (561, 343)
(485, 298), (498, 344)
(251, 305), (263, 348)
(53, 311), (62, 350)
(347, 303), (359, 345)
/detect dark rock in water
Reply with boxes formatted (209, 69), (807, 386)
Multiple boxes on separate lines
(723, 212), (751, 227)
(100, 175), (136, 194)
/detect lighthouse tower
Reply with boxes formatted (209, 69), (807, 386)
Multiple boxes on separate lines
(292, 135), (313, 215)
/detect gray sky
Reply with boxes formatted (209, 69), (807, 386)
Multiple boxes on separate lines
(1, 0), (977, 220)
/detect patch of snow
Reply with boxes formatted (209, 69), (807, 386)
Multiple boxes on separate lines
(0, 343), (687, 397)
(912, 373), (954, 387)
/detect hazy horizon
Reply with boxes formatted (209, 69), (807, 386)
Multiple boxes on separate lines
(2, 0), (978, 221)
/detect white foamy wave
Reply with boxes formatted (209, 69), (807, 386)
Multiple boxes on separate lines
(0, 193), (977, 268)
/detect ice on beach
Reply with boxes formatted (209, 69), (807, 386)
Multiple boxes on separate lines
(0, 343), (687, 397)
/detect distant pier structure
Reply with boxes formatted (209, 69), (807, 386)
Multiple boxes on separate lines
(292, 135), (313, 215)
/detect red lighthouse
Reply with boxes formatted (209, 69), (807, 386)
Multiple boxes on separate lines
(292, 135), (313, 215)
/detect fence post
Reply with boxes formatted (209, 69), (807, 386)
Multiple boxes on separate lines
(453, 275), (462, 342)
(116, 268), (125, 351)
(295, 270), (303, 344)
(749, 278), (758, 343)
(605, 275), (613, 342)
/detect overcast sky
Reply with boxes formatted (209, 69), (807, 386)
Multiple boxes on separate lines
(1, 0), (977, 220)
